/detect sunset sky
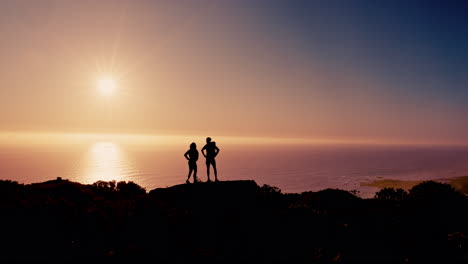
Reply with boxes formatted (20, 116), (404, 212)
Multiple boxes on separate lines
(1, 0), (467, 144)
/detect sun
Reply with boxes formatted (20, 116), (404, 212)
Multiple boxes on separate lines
(97, 77), (117, 96)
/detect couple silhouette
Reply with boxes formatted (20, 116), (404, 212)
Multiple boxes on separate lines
(184, 137), (220, 183)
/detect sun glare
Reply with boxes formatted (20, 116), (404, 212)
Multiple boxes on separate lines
(98, 77), (117, 96)
(82, 141), (132, 183)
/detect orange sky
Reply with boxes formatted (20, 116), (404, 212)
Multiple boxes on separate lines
(1, 1), (467, 145)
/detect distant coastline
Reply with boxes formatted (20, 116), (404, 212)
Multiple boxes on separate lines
(362, 175), (468, 195)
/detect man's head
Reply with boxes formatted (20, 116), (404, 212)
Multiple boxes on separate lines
(206, 137), (212, 144)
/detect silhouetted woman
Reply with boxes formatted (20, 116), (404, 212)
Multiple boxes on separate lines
(184, 142), (199, 183)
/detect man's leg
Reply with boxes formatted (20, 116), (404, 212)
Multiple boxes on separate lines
(206, 161), (211, 182)
(212, 160), (218, 181)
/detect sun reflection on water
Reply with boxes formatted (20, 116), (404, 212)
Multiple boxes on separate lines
(81, 141), (134, 183)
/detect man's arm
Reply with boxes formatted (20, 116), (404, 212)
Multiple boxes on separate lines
(201, 145), (207, 157)
(214, 146), (220, 157)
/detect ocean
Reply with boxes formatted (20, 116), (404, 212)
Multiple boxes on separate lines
(1, 137), (468, 198)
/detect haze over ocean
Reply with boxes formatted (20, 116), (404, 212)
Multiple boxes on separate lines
(2, 136), (468, 198)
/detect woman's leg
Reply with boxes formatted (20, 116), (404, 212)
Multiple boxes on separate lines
(193, 165), (198, 182)
(187, 167), (193, 183)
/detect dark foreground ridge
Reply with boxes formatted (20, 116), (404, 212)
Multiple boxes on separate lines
(1, 178), (468, 263)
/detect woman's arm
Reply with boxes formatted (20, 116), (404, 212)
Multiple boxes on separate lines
(184, 150), (190, 160)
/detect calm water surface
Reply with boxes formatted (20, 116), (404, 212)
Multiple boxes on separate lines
(1, 140), (468, 198)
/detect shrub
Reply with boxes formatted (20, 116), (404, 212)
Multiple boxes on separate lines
(116, 181), (146, 197)
(92, 180), (117, 195)
(409, 181), (464, 203)
(374, 188), (408, 201)
(260, 184), (281, 195)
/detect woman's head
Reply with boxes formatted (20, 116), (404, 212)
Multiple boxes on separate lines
(190, 142), (197, 149)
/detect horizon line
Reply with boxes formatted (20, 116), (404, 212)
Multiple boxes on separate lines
(0, 131), (467, 146)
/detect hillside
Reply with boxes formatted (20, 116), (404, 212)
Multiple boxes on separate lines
(0, 178), (467, 262)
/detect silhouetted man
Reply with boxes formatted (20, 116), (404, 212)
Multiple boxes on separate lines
(201, 137), (220, 182)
